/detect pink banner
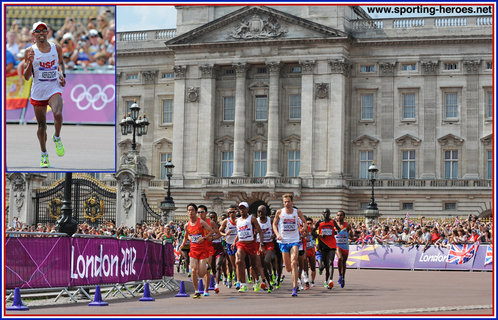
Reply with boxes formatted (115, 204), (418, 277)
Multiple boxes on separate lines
(9, 73), (115, 124)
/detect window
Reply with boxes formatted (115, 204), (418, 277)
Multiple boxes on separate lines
(125, 100), (137, 115)
(162, 99), (173, 124)
(290, 66), (301, 73)
(486, 62), (492, 70)
(360, 65), (375, 73)
(402, 150), (416, 179)
(161, 72), (174, 79)
(486, 91), (493, 119)
(221, 151), (233, 177)
(360, 202), (370, 210)
(444, 203), (457, 210)
(444, 92), (458, 119)
(126, 73), (138, 80)
(255, 96), (268, 120)
(288, 150), (300, 177)
(487, 150), (493, 179)
(253, 151), (267, 177)
(444, 63), (458, 70)
(360, 151), (373, 179)
(223, 96), (235, 121)
(257, 67), (267, 74)
(361, 94), (374, 120)
(402, 93), (416, 119)
(402, 63), (416, 71)
(289, 94), (301, 120)
(160, 153), (172, 179)
(444, 150), (458, 179)
(402, 202), (414, 210)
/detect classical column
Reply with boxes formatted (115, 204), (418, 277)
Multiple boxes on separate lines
(462, 60), (481, 179)
(232, 63), (248, 177)
(299, 60), (315, 178)
(172, 65), (187, 179)
(378, 61), (397, 179)
(266, 61), (281, 177)
(198, 64), (216, 177)
(420, 60), (439, 178)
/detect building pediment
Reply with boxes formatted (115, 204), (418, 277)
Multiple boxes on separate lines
(437, 134), (464, 146)
(480, 134), (493, 146)
(152, 138), (173, 148)
(395, 134), (421, 147)
(165, 6), (348, 47)
(352, 134), (379, 147)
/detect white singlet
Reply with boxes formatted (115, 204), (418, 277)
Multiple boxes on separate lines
(278, 207), (300, 244)
(236, 216), (254, 242)
(224, 218), (238, 245)
(257, 217), (273, 243)
(30, 42), (62, 101)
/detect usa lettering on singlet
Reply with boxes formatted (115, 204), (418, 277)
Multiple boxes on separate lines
(278, 208), (300, 244)
(30, 42), (62, 101)
(225, 219), (238, 244)
(236, 217), (254, 241)
(257, 218), (273, 243)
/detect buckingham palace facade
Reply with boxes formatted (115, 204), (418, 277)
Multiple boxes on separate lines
(115, 5), (493, 219)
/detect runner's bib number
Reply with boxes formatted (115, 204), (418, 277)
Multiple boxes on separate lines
(321, 228), (333, 236)
(283, 221), (296, 231)
(238, 230), (252, 240)
(41, 70), (57, 80)
(190, 233), (202, 243)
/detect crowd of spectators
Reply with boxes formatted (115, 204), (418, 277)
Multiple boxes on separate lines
(6, 11), (115, 75)
(7, 213), (493, 251)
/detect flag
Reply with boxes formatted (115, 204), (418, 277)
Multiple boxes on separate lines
(485, 245), (493, 266)
(6, 72), (32, 110)
(447, 243), (478, 265)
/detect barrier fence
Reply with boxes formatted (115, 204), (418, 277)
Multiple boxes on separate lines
(6, 235), (174, 290)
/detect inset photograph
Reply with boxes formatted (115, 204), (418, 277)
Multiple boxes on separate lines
(5, 5), (116, 172)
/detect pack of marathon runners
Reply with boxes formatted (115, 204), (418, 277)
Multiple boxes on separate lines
(178, 194), (353, 298)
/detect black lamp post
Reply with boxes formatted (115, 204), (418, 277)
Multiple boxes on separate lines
(160, 159), (176, 225)
(367, 162), (379, 211)
(55, 173), (78, 236)
(119, 100), (149, 151)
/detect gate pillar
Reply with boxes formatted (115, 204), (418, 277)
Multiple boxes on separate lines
(7, 173), (46, 227)
(115, 150), (154, 227)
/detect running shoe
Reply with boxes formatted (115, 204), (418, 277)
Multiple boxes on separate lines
(328, 280), (334, 289)
(238, 285), (248, 293)
(291, 287), (298, 297)
(228, 281), (232, 288)
(311, 282), (315, 288)
(177, 265), (180, 273)
(338, 275), (344, 287)
(203, 291), (209, 296)
(305, 282), (310, 290)
(248, 276), (252, 284)
(324, 281), (328, 288)
(253, 282), (261, 292)
(214, 284), (219, 294)
(260, 282), (267, 291)
(187, 272), (191, 278)
(341, 278), (345, 288)
(193, 292), (202, 299)
(318, 269), (323, 275)
(53, 135), (65, 157)
(40, 154), (50, 168)
(267, 284), (273, 293)
(235, 282), (241, 290)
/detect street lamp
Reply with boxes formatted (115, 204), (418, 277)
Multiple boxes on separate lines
(367, 162), (379, 211)
(119, 100), (149, 151)
(55, 173), (78, 236)
(160, 159), (176, 225)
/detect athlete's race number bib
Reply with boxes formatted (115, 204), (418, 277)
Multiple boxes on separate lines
(321, 228), (333, 236)
(190, 233), (202, 243)
(238, 230), (252, 240)
(336, 234), (348, 244)
(40, 70), (57, 80)
(283, 220), (296, 231)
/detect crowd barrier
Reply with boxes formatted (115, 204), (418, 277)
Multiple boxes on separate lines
(344, 244), (492, 271)
(5, 236), (174, 290)
(6, 72), (115, 125)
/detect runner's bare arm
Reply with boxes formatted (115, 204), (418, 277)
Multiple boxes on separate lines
(179, 223), (189, 250)
(200, 219), (213, 243)
(56, 44), (66, 87)
(219, 219), (228, 236)
(23, 48), (34, 80)
(272, 210), (282, 240)
(252, 216), (264, 246)
(211, 220), (222, 240)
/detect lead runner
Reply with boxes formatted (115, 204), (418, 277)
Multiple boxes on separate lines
(24, 21), (66, 168)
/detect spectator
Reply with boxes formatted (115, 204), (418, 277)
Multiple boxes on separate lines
(61, 33), (76, 55)
(6, 50), (16, 75)
(7, 31), (20, 57)
(96, 14), (109, 37)
(434, 234), (449, 248)
(104, 26), (115, 59)
(399, 227), (411, 244)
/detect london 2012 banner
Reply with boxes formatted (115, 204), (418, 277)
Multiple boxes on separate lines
(6, 73), (115, 125)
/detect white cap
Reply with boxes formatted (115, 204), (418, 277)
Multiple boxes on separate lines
(89, 29), (99, 37)
(32, 21), (48, 31)
(238, 202), (249, 209)
(62, 33), (74, 41)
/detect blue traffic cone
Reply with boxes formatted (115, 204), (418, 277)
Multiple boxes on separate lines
(175, 281), (189, 297)
(139, 282), (155, 301)
(88, 286), (108, 306)
(208, 274), (216, 291)
(198, 279), (204, 293)
(7, 288), (29, 311)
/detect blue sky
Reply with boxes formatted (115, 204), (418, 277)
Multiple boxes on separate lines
(116, 4), (493, 32)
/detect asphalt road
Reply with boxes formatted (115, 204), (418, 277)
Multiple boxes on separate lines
(5, 124), (116, 172)
(5, 268), (493, 316)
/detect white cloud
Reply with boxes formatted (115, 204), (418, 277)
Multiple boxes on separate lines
(116, 6), (176, 32)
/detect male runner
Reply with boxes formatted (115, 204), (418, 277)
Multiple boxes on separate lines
(198, 205), (222, 296)
(24, 21), (66, 167)
(219, 205), (238, 288)
(209, 211), (225, 293)
(179, 203), (213, 299)
(272, 193), (307, 297)
(304, 217), (317, 289)
(335, 210), (352, 288)
(256, 205), (275, 293)
(313, 208), (340, 289)
(233, 202), (265, 293)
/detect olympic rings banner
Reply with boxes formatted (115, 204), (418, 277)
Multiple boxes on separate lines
(5, 237), (174, 289)
(6, 73), (115, 125)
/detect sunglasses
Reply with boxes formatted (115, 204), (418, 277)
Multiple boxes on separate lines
(34, 29), (48, 34)
(197, 210), (206, 213)
(228, 211), (236, 214)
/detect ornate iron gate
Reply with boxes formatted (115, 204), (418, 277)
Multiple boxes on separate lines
(141, 192), (162, 225)
(35, 175), (117, 225)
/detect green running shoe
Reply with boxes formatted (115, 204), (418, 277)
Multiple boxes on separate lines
(53, 135), (65, 157)
(40, 154), (50, 168)
(238, 284), (248, 293)
(253, 282), (261, 292)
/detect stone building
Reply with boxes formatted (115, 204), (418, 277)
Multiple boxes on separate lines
(115, 5), (493, 221)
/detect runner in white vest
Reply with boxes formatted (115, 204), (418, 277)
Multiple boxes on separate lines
(272, 193), (307, 297)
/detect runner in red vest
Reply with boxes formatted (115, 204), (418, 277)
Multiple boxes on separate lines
(313, 208), (340, 289)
